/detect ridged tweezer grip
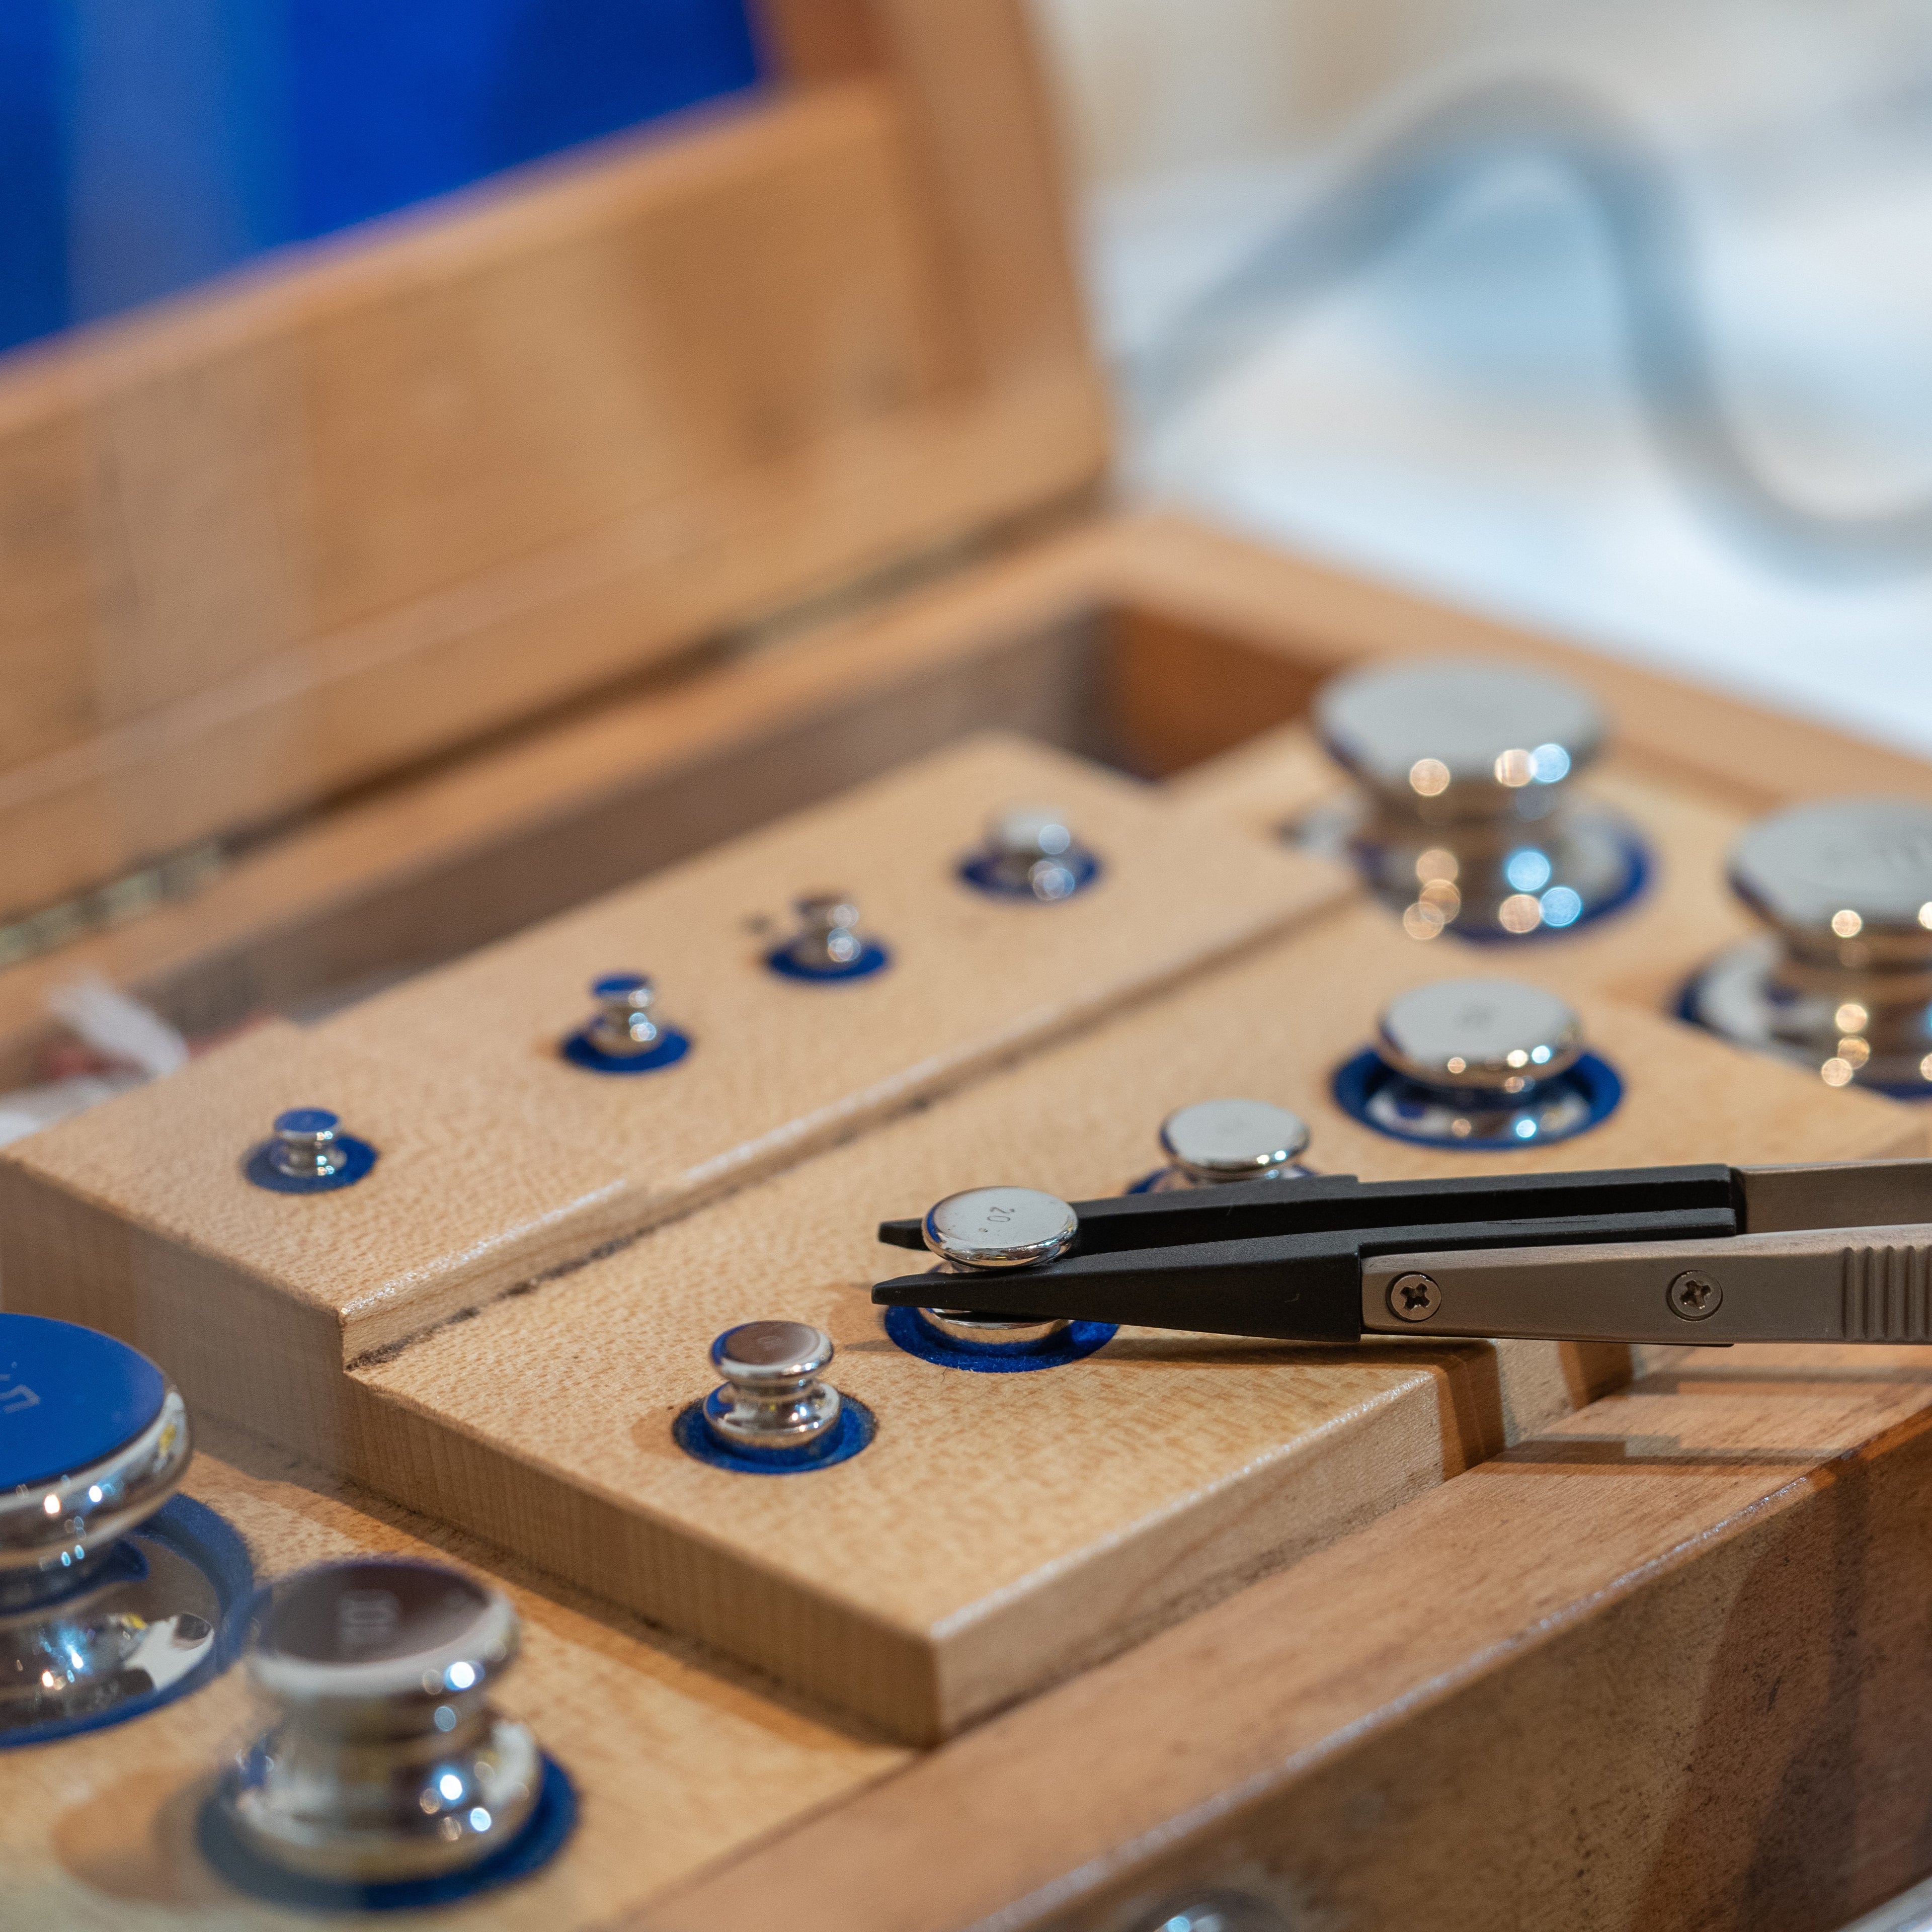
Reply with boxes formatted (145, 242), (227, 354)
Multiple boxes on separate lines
(1841, 1241), (1932, 1341)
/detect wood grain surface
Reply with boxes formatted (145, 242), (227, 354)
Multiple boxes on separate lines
(10, 1421), (906, 1931)
(344, 825), (1916, 1741)
(5, 742), (1915, 1749)
(639, 1342), (1932, 1932)
(0, 0), (1107, 919)
(0, 736), (1341, 1388)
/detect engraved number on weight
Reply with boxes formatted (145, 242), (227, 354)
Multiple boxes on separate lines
(336, 1588), (401, 1655)
(0, 1377), (40, 1415)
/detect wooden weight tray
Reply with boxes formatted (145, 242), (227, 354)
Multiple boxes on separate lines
(7, 1418), (909, 1930)
(7, 2), (1932, 1926)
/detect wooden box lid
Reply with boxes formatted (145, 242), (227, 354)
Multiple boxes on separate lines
(0, 0), (1108, 923)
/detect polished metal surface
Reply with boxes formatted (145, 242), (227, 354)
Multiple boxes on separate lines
(1361, 1223), (1932, 1344)
(703, 1321), (842, 1454)
(1691, 799), (1932, 1094)
(218, 1558), (539, 1883)
(586, 972), (665, 1057)
(916, 1304), (1070, 1349)
(1737, 1158), (1932, 1233)
(1319, 661), (1603, 808)
(1310, 660), (1632, 938)
(0, 1387), (190, 1580)
(923, 1187), (1079, 1269)
(1154, 1099), (1312, 1188)
(0, 1374), (207, 1732)
(985, 805), (1087, 901)
(1730, 798), (1932, 955)
(784, 893), (865, 971)
(1377, 979), (1584, 1087)
(1363, 978), (1593, 1143)
(269, 1108), (348, 1181)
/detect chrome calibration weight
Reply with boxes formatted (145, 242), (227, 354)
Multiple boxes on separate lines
(1, 1313), (230, 1740)
(562, 972), (691, 1074)
(210, 1558), (560, 1893)
(1136, 1099), (1314, 1191)
(677, 1323), (872, 1472)
(1311, 660), (1645, 939)
(1333, 978), (1622, 1147)
(766, 893), (890, 982)
(959, 806), (1101, 901)
(912, 1187), (1081, 1352)
(1686, 797), (1932, 1096)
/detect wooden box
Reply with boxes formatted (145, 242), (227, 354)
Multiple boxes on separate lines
(9, 4), (1932, 1930)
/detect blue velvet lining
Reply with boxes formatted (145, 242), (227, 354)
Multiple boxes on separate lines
(1331, 1048), (1624, 1150)
(672, 1394), (875, 1474)
(560, 1027), (691, 1075)
(883, 1305), (1117, 1374)
(765, 941), (891, 983)
(244, 1134), (378, 1193)
(956, 850), (1102, 901)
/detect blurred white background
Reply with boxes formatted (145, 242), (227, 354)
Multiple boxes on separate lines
(1030, 0), (1932, 757)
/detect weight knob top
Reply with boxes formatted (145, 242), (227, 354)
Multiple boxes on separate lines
(923, 1187), (1079, 1270)
(1318, 661), (1601, 816)
(0, 1312), (188, 1577)
(1376, 979), (1585, 1088)
(1729, 797), (1932, 966)
(1158, 1099), (1312, 1184)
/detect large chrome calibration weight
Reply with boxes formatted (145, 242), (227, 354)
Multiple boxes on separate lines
(1310, 660), (1644, 940)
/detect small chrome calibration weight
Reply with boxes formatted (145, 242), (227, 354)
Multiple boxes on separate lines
(913, 1187), (1080, 1352)
(1685, 797), (1932, 1096)
(677, 1323), (872, 1472)
(1333, 978), (1622, 1148)
(878, 1187), (1115, 1372)
(1136, 1098), (1314, 1192)
(245, 1107), (378, 1193)
(561, 972), (691, 1074)
(766, 893), (890, 982)
(1, 1313), (236, 1742)
(1309, 660), (1645, 938)
(959, 806), (1102, 902)
(210, 1558), (564, 1892)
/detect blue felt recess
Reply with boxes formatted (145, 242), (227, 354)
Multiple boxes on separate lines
(1, 1494), (255, 1749)
(957, 850), (1103, 901)
(0, 1312), (169, 1490)
(243, 1134), (378, 1194)
(1331, 1049), (1624, 1151)
(765, 941), (892, 983)
(672, 1396), (875, 1474)
(196, 1752), (578, 1911)
(884, 1305), (1117, 1375)
(560, 1027), (692, 1076)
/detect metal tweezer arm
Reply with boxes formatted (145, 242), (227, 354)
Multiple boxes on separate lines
(871, 1160), (1932, 1347)
(1362, 1223), (1932, 1344)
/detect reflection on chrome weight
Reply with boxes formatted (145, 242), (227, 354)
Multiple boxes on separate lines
(1136, 1097), (1315, 1191)
(0, 1313), (220, 1741)
(1686, 797), (1932, 1097)
(1305, 660), (1645, 940)
(215, 1558), (543, 1885)
(1334, 978), (1622, 1148)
